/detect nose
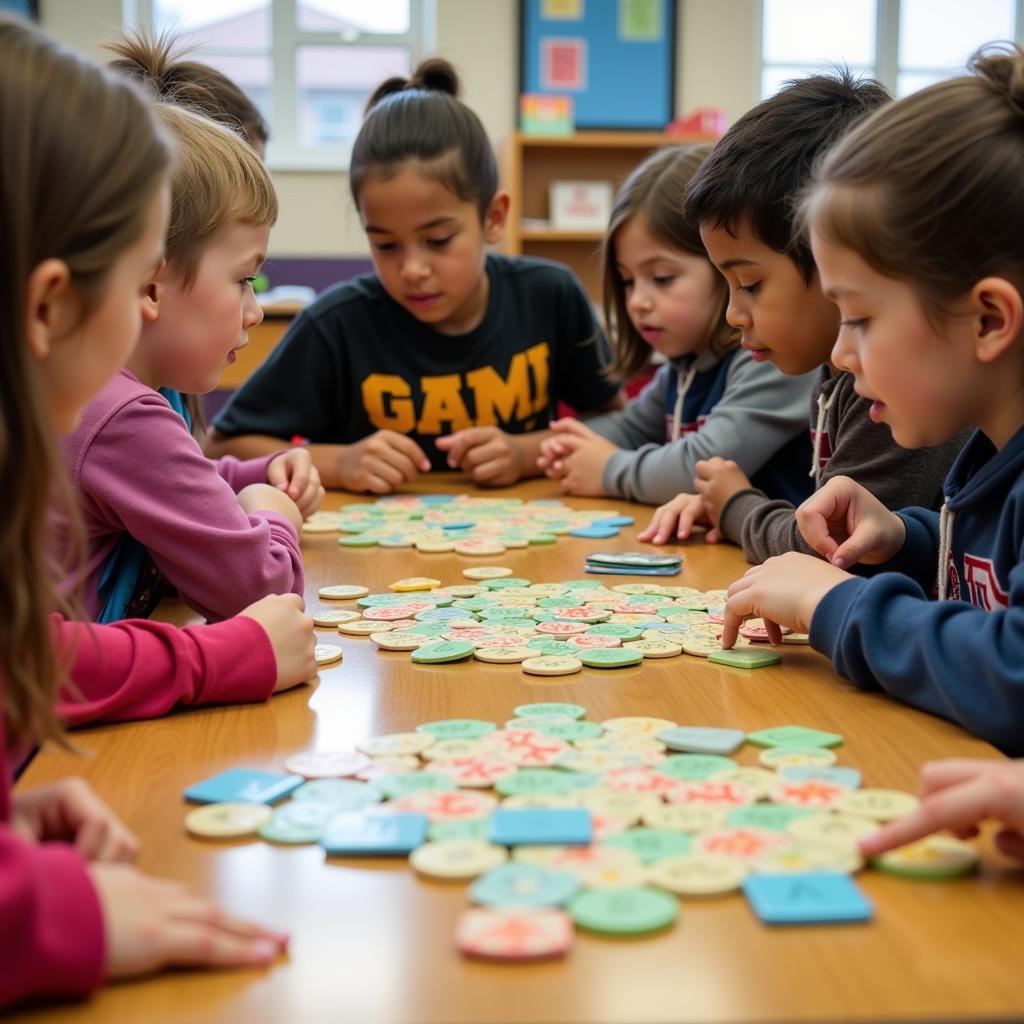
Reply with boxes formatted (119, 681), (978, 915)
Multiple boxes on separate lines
(725, 289), (750, 329)
(242, 286), (264, 330)
(401, 254), (430, 284)
(627, 281), (652, 318)
(831, 325), (858, 373)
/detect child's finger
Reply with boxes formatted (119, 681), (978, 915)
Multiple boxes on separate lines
(436, 429), (479, 468)
(385, 433), (431, 473)
(918, 759), (999, 796)
(994, 829), (1024, 861)
(461, 436), (504, 472)
(470, 457), (508, 485)
(705, 528), (723, 544)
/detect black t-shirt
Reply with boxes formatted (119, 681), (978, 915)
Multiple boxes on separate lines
(214, 254), (618, 469)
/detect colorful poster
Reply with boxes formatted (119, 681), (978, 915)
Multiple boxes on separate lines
(542, 0), (583, 19)
(541, 37), (587, 91)
(619, 0), (662, 41)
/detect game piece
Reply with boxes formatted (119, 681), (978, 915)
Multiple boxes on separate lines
(872, 835), (979, 879)
(738, 618), (792, 642)
(318, 584), (370, 600)
(514, 702), (587, 720)
(622, 639), (683, 659)
(292, 779), (383, 811)
(577, 648), (644, 669)
(390, 577), (442, 591)
(521, 655), (583, 677)
(647, 853), (749, 896)
(470, 863), (581, 908)
(838, 788), (921, 822)
(410, 839), (508, 880)
(482, 577), (532, 590)
(671, 781), (755, 808)
(603, 717), (678, 737)
(788, 813), (880, 847)
(495, 769), (598, 798)
(430, 755), (518, 788)
(418, 737), (487, 761)
(770, 779), (847, 811)
(657, 726), (745, 755)
(357, 732), (436, 757)
(603, 827), (693, 865)
(372, 772), (459, 799)
(726, 805), (812, 831)
(782, 632), (811, 645)
(588, 552), (678, 570)
(259, 801), (339, 844)
(473, 645), (537, 663)
(415, 539), (457, 553)
(565, 634), (622, 650)
(779, 765), (862, 790)
(569, 525), (620, 539)
(371, 631), (429, 651)
(754, 841), (863, 876)
(430, 819), (492, 842)
(312, 608), (363, 627)
(484, 730), (569, 767)
(416, 719), (497, 740)
(454, 539), (507, 556)
(742, 872), (873, 925)
(363, 603), (433, 621)
(489, 808), (592, 847)
(680, 634), (726, 657)
(463, 566), (514, 580)
(695, 826), (791, 862)
(569, 887), (678, 935)
(708, 648), (782, 669)
(532, 720), (604, 742)
(338, 620), (390, 636)
(585, 623), (645, 641)
(338, 534), (380, 547)
(320, 811), (429, 856)
(746, 725), (844, 749)
(314, 644), (343, 666)
(713, 768), (779, 800)
(758, 746), (838, 769)
(391, 790), (497, 821)
(501, 794), (579, 811)
(410, 640), (476, 664)
(183, 768), (303, 805)
(642, 804), (726, 834)
(456, 907), (573, 961)
(283, 751), (370, 779)
(185, 802), (273, 838)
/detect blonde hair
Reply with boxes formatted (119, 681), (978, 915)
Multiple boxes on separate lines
(804, 43), (1024, 319)
(602, 144), (738, 383)
(0, 15), (172, 745)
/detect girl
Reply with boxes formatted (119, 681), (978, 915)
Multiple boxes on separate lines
(63, 38), (323, 625)
(1, 17), (303, 1006)
(205, 58), (623, 493)
(722, 44), (1024, 756)
(536, 144), (816, 506)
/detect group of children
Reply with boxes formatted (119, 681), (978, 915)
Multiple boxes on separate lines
(2, 9), (1024, 1008)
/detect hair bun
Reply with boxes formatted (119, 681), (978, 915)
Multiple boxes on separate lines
(409, 57), (460, 98)
(970, 42), (1024, 119)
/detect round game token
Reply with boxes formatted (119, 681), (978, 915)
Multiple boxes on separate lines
(355, 757), (423, 782)
(483, 730), (569, 768)
(782, 632), (811, 645)
(338, 620), (390, 636)
(522, 655), (583, 677)
(411, 840), (508, 880)
(473, 645), (536, 664)
(557, 749), (645, 774)
(456, 907), (573, 961)
(680, 634), (726, 657)
(788, 813), (880, 847)
(420, 737), (488, 762)
(586, 623), (645, 641)
(611, 583), (670, 596)
(577, 789), (661, 824)
(601, 767), (684, 799)
(258, 800), (337, 844)
(622, 639), (683, 659)
(758, 746), (838, 769)
(416, 719), (497, 740)
(430, 818), (491, 842)
(462, 566), (514, 580)
(738, 618), (792, 642)
(312, 608), (363, 626)
(576, 733), (665, 756)
(516, 844), (647, 889)
(525, 637), (573, 656)
(671, 781), (755, 808)
(283, 750), (370, 779)
(357, 732), (435, 757)
(392, 789), (498, 821)
(551, 607), (611, 623)
(872, 834), (979, 879)
(338, 534), (380, 547)
(470, 863), (581, 908)
(185, 802), (272, 839)
(515, 702), (587, 720)
(501, 794), (579, 811)
(415, 539), (457, 553)
(533, 720), (604, 742)
(318, 584), (370, 600)
(535, 621), (587, 636)
(373, 771), (459, 799)
(454, 539), (507, 556)
(603, 716), (678, 737)
(642, 803), (726, 834)
(647, 853), (749, 896)
(696, 826), (791, 862)
(838, 788), (921, 822)
(410, 640), (476, 664)
(569, 887), (678, 935)
(371, 631), (428, 651)
(301, 516), (340, 534)
(495, 768), (597, 798)
(603, 827), (693, 865)
(655, 753), (737, 783)
(292, 778), (383, 810)
(314, 644), (343, 666)
(389, 577), (442, 592)
(430, 755), (518, 788)
(754, 841), (863, 875)
(565, 633), (622, 649)
(712, 768), (779, 800)
(770, 779), (847, 810)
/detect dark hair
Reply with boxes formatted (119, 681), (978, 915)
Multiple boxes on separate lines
(805, 44), (1024, 321)
(350, 57), (497, 220)
(684, 70), (891, 280)
(106, 30), (269, 148)
(602, 144), (738, 382)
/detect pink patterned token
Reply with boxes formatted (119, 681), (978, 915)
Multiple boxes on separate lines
(391, 789), (497, 821)
(607, 603), (662, 615)
(535, 621), (588, 636)
(484, 729), (569, 768)
(363, 603), (432, 621)
(591, 813), (630, 840)
(551, 606), (602, 620)
(696, 827), (791, 861)
(387, 618), (417, 630)
(456, 908), (573, 962)
(473, 635), (530, 649)
(706, 612), (725, 624)
(670, 781), (755, 808)
(565, 634), (622, 649)
(444, 628), (500, 642)
(283, 750), (370, 779)
(429, 755), (518, 788)
(770, 780), (847, 810)
(738, 620), (792, 642)
(601, 767), (686, 798)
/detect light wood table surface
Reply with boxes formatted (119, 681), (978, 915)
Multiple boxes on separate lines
(13, 476), (1023, 1023)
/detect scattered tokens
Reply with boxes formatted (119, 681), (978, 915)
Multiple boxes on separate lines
(283, 750), (369, 779)
(473, 645), (537, 664)
(647, 853), (748, 896)
(390, 577), (442, 591)
(185, 802), (273, 838)
(838, 789), (920, 822)
(411, 640), (476, 664)
(522, 655), (583, 677)
(318, 584), (370, 600)
(758, 746), (838, 769)
(456, 907), (573, 961)
(709, 648), (782, 669)
(259, 801), (338, 844)
(463, 566), (514, 580)
(314, 644), (343, 666)
(569, 887), (678, 935)
(578, 648), (644, 669)
(339, 620), (390, 636)
(515, 702), (587, 720)
(312, 608), (363, 626)
(410, 839), (508, 880)
(623, 639), (683, 659)
(872, 835), (979, 879)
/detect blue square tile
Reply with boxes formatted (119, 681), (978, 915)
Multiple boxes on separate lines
(183, 768), (304, 806)
(320, 811), (429, 855)
(489, 808), (592, 847)
(743, 871), (873, 925)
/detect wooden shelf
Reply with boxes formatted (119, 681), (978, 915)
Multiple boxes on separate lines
(520, 227), (605, 242)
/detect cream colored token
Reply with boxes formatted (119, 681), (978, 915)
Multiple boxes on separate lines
(421, 737), (488, 761)
(434, 584), (483, 598)
(454, 539), (507, 556)
(390, 577), (442, 592)
(577, 789), (662, 824)
(873, 834), (980, 878)
(521, 655), (582, 676)
(575, 734), (666, 754)
(301, 518), (341, 534)
(365, 753), (421, 772)
(318, 584), (370, 600)
(500, 794), (580, 810)
(782, 632), (811, 645)
(463, 566), (514, 580)
(602, 716), (678, 737)
(415, 539), (456, 553)
(314, 644), (343, 666)
(185, 802), (272, 838)
(611, 583), (669, 596)
(647, 853), (748, 896)
(410, 839), (508, 880)
(474, 645), (537, 664)
(623, 639), (683, 659)
(370, 631), (428, 651)
(357, 732), (435, 757)
(524, 583), (569, 596)
(642, 803), (727, 833)
(312, 608), (363, 627)
(711, 767), (778, 800)
(838, 788), (921, 822)
(680, 634), (724, 657)
(516, 844), (646, 889)
(758, 746), (837, 769)
(338, 620), (389, 636)
(755, 841), (863, 875)
(788, 813), (880, 847)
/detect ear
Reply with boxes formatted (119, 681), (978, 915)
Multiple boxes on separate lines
(24, 258), (73, 360)
(141, 258), (167, 324)
(971, 277), (1023, 364)
(483, 190), (510, 245)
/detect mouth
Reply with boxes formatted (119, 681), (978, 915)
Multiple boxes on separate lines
(741, 340), (772, 362)
(226, 338), (249, 365)
(852, 384), (886, 422)
(406, 292), (441, 309)
(638, 325), (664, 343)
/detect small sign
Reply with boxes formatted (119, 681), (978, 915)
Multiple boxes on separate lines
(520, 94), (574, 136)
(542, 37), (586, 91)
(549, 180), (613, 231)
(542, 0), (583, 18)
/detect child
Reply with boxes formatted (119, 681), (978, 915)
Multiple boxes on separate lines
(536, 144), (816, 505)
(638, 72), (967, 559)
(64, 37), (323, 624)
(722, 45), (1024, 756)
(0, 18), (303, 1006)
(205, 58), (623, 493)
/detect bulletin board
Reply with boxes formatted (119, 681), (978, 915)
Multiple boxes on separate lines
(519, 0), (676, 131)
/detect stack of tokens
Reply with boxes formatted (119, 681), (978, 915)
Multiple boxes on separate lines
(303, 496), (637, 554)
(183, 708), (981, 962)
(312, 576), (794, 674)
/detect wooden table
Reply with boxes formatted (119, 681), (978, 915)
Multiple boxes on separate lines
(14, 477), (1023, 1023)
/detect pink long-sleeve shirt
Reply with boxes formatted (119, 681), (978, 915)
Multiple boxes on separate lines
(63, 369), (303, 623)
(0, 612), (276, 1008)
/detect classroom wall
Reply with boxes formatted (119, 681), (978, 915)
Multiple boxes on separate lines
(41, 0), (760, 259)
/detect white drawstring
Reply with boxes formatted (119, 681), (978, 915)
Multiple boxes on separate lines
(936, 503), (955, 601)
(670, 364), (697, 443)
(810, 387), (836, 480)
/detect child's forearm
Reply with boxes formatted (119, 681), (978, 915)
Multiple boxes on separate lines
(203, 429), (286, 462)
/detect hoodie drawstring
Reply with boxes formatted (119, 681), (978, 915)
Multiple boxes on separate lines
(936, 503), (955, 601)
(671, 364), (697, 443)
(810, 387), (836, 482)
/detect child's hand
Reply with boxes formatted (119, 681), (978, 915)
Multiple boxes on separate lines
(266, 449), (325, 519)
(549, 435), (618, 497)
(337, 431), (431, 494)
(796, 475), (907, 569)
(536, 434), (569, 479)
(237, 483), (303, 532)
(239, 594), (316, 693)
(693, 458), (752, 540)
(435, 427), (524, 486)
(638, 493), (712, 544)
(859, 758), (1024, 862)
(721, 551), (853, 647)
(90, 862), (288, 978)
(12, 779), (139, 863)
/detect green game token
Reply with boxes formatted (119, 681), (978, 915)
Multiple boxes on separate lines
(482, 578), (532, 590)
(533, 720), (603, 742)
(585, 623), (645, 641)
(452, 597), (498, 612)
(577, 648), (644, 669)
(525, 637), (571, 656)
(528, 533), (557, 544)
(506, 716), (575, 730)
(402, 622), (450, 637)
(495, 769), (599, 797)
(292, 779), (383, 810)
(514, 702), (587, 720)
(410, 641), (476, 664)
(708, 648), (782, 669)
(259, 801), (338, 844)
(746, 725), (844, 749)
(569, 887), (679, 935)
(725, 805), (813, 831)
(603, 828), (693, 865)
(338, 534), (379, 547)
(655, 754), (737, 782)
(429, 818), (493, 842)
(480, 606), (531, 621)
(537, 596), (583, 609)
(416, 719), (498, 740)
(562, 579), (602, 589)
(374, 772), (459, 799)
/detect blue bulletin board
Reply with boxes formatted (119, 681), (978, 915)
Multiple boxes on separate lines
(519, 0), (676, 130)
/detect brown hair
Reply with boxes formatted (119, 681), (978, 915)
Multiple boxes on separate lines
(0, 15), (172, 745)
(107, 30), (268, 149)
(804, 44), (1024, 318)
(602, 144), (738, 382)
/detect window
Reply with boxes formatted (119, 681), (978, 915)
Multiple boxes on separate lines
(760, 0), (1020, 99)
(127, 0), (434, 168)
